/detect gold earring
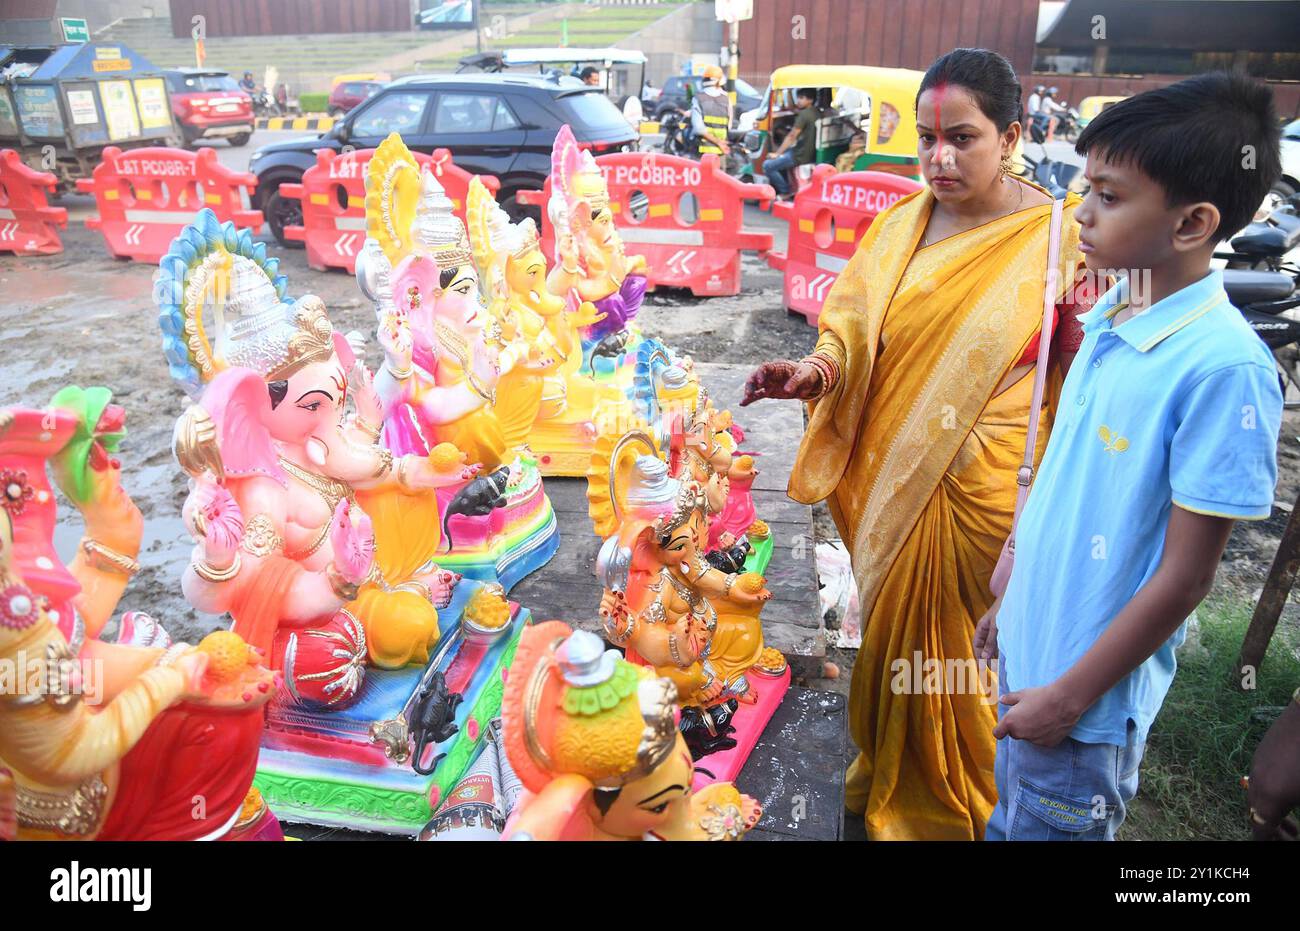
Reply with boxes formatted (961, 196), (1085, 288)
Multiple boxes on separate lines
(999, 153), (1013, 178)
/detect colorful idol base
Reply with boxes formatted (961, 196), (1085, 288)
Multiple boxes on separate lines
(254, 582), (529, 834)
(432, 457), (560, 592)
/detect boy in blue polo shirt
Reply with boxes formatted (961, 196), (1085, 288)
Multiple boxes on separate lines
(975, 73), (1284, 840)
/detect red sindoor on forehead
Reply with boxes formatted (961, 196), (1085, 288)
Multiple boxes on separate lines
(932, 81), (947, 137)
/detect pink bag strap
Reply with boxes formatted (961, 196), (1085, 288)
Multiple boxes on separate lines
(1009, 195), (1066, 535)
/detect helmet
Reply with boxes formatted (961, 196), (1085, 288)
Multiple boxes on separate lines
(1034, 85), (1045, 94)
(1048, 86), (1059, 95)
(702, 64), (724, 85)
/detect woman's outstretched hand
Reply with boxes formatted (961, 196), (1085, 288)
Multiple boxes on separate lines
(740, 360), (823, 406)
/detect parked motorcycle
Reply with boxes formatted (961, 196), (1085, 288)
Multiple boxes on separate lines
(1222, 195), (1300, 406)
(1018, 144), (1082, 198)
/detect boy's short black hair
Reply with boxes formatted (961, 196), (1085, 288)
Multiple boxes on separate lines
(1075, 72), (1281, 242)
(797, 87), (817, 102)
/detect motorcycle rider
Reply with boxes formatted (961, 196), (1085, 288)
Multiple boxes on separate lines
(1027, 84), (1045, 135)
(1041, 86), (1067, 142)
(239, 70), (256, 94)
(690, 64), (733, 159)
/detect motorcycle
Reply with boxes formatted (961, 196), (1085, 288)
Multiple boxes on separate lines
(1018, 144), (1082, 198)
(659, 108), (694, 158)
(252, 88), (282, 119)
(1222, 195), (1300, 406)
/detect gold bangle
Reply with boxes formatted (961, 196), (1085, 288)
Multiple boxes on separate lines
(371, 447), (394, 479)
(396, 455), (416, 491)
(396, 580), (433, 603)
(724, 573), (737, 596)
(327, 563), (359, 602)
(668, 633), (685, 666)
(81, 538), (141, 577)
(386, 361), (412, 380)
(191, 551), (241, 583)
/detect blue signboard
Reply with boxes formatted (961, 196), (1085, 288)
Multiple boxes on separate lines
(14, 83), (64, 138)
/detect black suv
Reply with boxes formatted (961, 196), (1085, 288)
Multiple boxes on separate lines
(250, 73), (639, 246)
(650, 74), (762, 121)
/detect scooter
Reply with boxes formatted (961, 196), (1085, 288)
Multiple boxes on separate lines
(1018, 144), (1082, 198)
(1221, 201), (1300, 406)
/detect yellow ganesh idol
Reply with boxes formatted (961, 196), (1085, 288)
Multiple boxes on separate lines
(500, 621), (761, 841)
(465, 176), (622, 475)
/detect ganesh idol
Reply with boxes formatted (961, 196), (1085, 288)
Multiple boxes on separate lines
(587, 437), (786, 760)
(465, 175), (625, 476)
(626, 339), (771, 574)
(356, 134), (559, 589)
(500, 621), (761, 841)
(0, 392), (277, 840)
(361, 132), (528, 468)
(156, 208), (476, 703)
(545, 124), (648, 376)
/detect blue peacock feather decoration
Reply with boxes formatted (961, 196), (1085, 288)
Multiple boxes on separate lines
(156, 208), (289, 396)
(632, 337), (678, 424)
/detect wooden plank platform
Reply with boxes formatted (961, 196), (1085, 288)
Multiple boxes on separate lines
(510, 362), (825, 663)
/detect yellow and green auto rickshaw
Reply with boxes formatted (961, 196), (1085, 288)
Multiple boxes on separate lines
(749, 64), (924, 181)
(1077, 95), (1128, 130)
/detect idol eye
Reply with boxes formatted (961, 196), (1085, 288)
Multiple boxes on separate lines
(299, 402), (321, 412)
(643, 802), (670, 815)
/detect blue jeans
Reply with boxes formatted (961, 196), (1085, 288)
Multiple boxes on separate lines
(986, 658), (1144, 841)
(764, 151), (798, 196)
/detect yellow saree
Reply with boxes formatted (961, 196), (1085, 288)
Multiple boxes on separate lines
(791, 186), (1082, 840)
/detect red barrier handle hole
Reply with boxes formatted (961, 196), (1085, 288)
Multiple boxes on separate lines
(117, 179), (137, 208)
(176, 181), (204, 211)
(332, 182), (349, 215)
(627, 189), (649, 223)
(153, 180), (171, 208)
(0, 180), (9, 208)
(855, 217), (873, 243)
(676, 191), (699, 226)
(813, 208), (836, 249)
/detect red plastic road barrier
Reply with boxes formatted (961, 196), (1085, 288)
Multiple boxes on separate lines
(517, 152), (774, 297)
(76, 146), (262, 263)
(0, 149), (68, 256)
(280, 147), (499, 274)
(765, 164), (921, 326)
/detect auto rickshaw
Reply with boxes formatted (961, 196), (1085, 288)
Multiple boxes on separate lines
(1077, 95), (1128, 130)
(750, 64), (924, 182)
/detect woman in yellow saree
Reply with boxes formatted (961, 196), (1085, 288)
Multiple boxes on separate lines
(743, 49), (1091, 840)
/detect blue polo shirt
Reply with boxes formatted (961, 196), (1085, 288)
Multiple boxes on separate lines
(997, 269), (1282, 744)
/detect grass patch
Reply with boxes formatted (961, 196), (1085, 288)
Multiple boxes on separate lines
(1118, 594), (1300, 840)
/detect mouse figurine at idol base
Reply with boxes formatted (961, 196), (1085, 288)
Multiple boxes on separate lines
(0, 395), (278, 840)
(500, 622), (761, 841)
